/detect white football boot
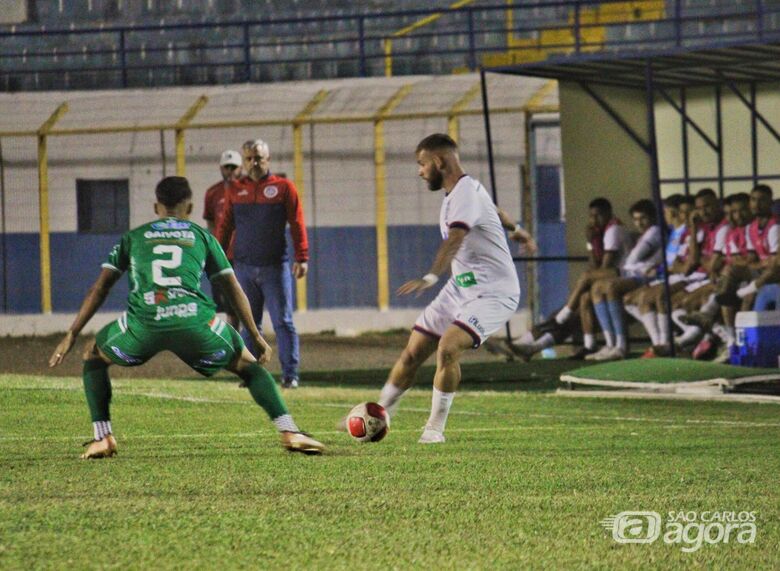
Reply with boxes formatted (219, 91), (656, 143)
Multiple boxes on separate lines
(418, 427), (446, 444)
(595, 346), (626, 361)
(585, 346), (612, 361)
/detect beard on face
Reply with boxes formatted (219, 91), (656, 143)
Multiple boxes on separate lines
(426, 167), (444, 191)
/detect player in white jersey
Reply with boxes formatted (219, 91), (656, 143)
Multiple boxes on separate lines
(354, 133), (532, 444)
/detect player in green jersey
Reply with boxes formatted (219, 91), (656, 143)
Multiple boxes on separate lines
(49, 176), (324, 458)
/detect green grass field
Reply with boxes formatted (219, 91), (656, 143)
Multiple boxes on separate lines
(1, 363), (779, 570)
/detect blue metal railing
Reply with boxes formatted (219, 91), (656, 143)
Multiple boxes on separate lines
(1, 0), (779, 91)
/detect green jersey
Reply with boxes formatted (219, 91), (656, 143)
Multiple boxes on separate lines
(103, 217), (233, 329)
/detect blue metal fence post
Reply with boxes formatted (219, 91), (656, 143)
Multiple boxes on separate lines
(119, 29), (128, 88)
(674, 0), (682, 47)
(243, 23), (251, 82)
(715, 84), (724, 199)
(358, 16), (367, 77)
(574, 1), (581, 54)
(467, 8), (477, 71)
(645, 62), (675, 358)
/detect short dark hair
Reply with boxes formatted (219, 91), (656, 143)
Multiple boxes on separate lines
(724, 192), (750, 207)
(751, 184), (773, 199)
(416, 133), (458, 154)
(695, 187), (717, 200)
(155, 176), (193, 208)
(629, 198), (656, 222)
(588, 197), (612, 214)
(680, 194), (695, 207)
(663, 194), (684, 209)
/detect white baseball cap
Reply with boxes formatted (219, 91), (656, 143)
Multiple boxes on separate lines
(219, 150), (242, 167)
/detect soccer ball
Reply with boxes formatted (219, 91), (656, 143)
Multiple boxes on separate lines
(346, 402), (389, 442)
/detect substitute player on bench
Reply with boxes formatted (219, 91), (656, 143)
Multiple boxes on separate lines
(49, 176), (324, 458)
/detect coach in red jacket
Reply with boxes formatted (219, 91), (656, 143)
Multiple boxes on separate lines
(216, 139), (309, 388)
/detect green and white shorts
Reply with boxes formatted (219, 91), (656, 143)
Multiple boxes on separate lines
(95, 313), (245, 377)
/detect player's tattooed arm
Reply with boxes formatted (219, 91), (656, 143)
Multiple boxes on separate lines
(216, 272), (272, 364)
(49, 268), (121, 367)
(397, 227), (467, 296)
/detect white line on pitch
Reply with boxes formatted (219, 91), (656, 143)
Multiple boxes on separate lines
(5, 385), (780, 429)
(0, 424), (687, 443)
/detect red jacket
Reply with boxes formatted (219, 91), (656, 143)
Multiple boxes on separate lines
(216, 174), (308, 266)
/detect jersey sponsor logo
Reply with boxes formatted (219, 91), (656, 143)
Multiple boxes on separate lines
(144, 229), (196, 244)
(467, 315), (485, 336)
(151, 220), (191, 231)
(454, 271), (477, 288)
(110, 346), (142, 365)
(153, 302), (198, 321)
(263, 185), (279, 198)
(143, 288), (192, 305)
(198, 349), (227, 366)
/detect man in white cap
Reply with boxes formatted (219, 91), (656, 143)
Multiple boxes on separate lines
(203, 149), (242, 328)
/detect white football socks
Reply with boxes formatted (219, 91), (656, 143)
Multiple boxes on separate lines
(532, 332), (555, 351)
(583, 333), (596, 350)
(672, 309), (700, 336)
(673, 309), (701, 345)
(518, 331), (535, 344)
(93, 420), (112, 441)
(555, 306), (573, 324)
(603, 330), (615, 348)
(624, 304), (642, 322)
(273, 414), (299, 433)
(378, 382), (406, 418)
(640, 311), (660, 346)
(700, 294), (719, 317)
(425, 387), (455, 433)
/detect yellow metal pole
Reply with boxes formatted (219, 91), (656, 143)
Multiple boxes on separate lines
(174, 95), (209, 176)
(506, 0), (515, 47)
(384, 39), (393, 77)
(292, 90), (329, 313)
(447, 81), (482, 142)
(525, 79), (558, 112)
(37, 102), (68, 314)
(374, 84), (413, 311)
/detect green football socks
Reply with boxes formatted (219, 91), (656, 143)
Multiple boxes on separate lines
(241, 363), (290, 421)
(83, 359), (112, 423)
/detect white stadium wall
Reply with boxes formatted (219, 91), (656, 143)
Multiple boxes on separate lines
(0, 73), (555, 334)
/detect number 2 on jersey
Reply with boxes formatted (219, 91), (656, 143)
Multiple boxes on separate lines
(152, 245), (183, 286)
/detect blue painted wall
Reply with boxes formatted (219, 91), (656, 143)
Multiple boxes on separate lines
(0, 223), (568, 314)
(535, 166), (569, 319)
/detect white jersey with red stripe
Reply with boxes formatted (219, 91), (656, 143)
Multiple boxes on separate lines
(602, 221), (633, 269)
(439, 175), (520, 298)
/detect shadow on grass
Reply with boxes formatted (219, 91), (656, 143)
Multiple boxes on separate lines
(185, 359), (585, 392)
